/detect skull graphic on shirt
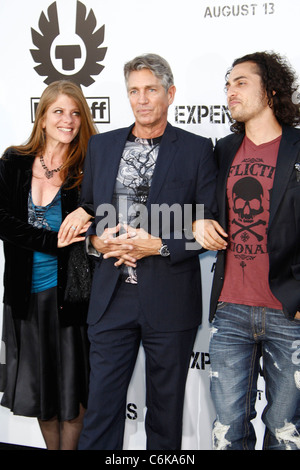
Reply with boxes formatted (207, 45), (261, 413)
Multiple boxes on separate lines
(232, 176), (264, 223)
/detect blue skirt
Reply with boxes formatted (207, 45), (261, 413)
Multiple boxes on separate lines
(0, 287), (90, 421)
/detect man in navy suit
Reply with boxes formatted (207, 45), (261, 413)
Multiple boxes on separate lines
(78, 53), (218, 449)
(194, 52), (300, 450)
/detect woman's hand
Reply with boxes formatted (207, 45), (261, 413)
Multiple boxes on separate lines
(57, 234), (86, 248)
(58, 207), (92, 243)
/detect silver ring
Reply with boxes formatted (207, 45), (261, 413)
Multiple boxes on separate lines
(71, 226), (77, 231)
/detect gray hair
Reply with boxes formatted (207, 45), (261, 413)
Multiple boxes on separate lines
(124, 53), (174, 93)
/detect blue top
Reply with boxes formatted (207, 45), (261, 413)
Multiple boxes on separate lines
(28, 189), (62, 293)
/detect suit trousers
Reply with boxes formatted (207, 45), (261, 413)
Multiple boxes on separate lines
(78, 279), (198, 450)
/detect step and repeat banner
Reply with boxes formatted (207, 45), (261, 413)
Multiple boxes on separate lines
(0, 0), (299, 450)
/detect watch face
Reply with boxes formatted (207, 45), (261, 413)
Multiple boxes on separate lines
(160, 244), (170, 257)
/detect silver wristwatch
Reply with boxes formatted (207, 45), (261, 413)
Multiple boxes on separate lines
(158, 242), (170, 257)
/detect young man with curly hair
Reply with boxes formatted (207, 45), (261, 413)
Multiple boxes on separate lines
(194, 52), (300, 450)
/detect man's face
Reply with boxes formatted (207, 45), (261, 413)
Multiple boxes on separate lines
(127, 68), (175, 132)
(226, 61), (269, 124)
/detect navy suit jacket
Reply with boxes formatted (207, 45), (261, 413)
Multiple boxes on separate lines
(210, 125), (300, 321)
(81, 122), (218, 331)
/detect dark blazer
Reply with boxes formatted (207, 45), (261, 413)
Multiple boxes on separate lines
(210, 125), (300, 321)
(81, 123), (218, 331)
(0, 149), (89, 326)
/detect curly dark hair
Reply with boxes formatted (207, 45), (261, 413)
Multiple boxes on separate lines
(227, 51), (300, 133)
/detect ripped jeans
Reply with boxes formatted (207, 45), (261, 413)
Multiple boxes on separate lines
(209, 303), (300, 450)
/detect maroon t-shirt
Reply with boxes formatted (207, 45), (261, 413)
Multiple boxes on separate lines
(219, 135), (282, 309)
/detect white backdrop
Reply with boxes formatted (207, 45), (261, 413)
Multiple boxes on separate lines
(0, 0), (299, 450)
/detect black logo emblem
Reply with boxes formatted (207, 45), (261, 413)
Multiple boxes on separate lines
(30, 1), (107, 87)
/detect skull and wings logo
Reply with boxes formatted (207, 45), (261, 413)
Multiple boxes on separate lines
(30, 1), (107, 87)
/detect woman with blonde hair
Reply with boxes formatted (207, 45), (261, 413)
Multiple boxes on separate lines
(0, 80), (97, 449)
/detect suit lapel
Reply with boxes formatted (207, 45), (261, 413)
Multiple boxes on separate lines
(100, 125), (134, 203)
(220, 133), (244, 175)
(147, 123), (178, 205)
(218, 134), (244, 227)
(269, 126), (300, 228)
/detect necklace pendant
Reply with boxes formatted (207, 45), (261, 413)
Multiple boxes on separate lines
(45, 169), (53, 179)
(39, 155), (61, 179)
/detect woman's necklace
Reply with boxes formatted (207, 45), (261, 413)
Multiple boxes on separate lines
(40, 154), (63, 179)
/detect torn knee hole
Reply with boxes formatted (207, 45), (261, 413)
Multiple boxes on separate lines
(212, 420), (231, 450)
